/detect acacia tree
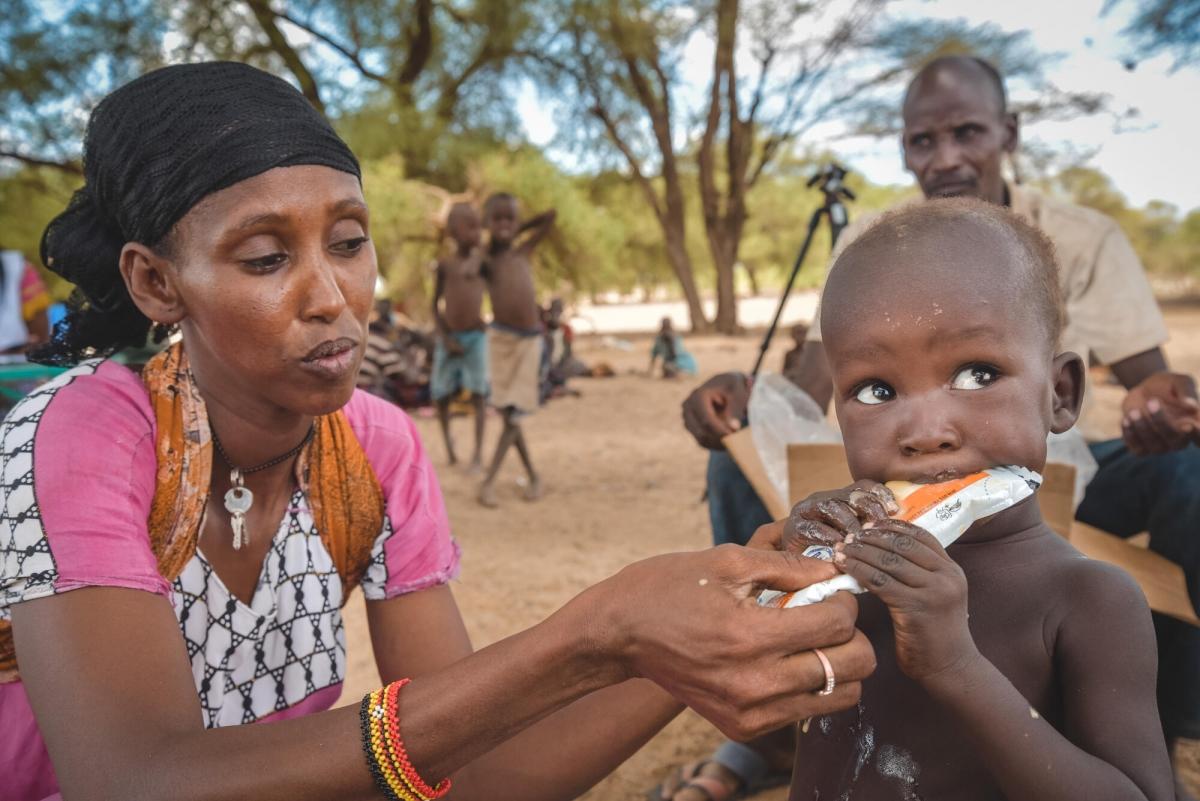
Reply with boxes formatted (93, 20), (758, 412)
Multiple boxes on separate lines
(0, 0), (168, 173)
(697, 0), (894, 333)
(0, 0), (531, 180)
(1107, 0), (1200, 70)
(524, 1), (711, 329)
(694, 1), (1116, 332)
(529, 0), (1103, 333)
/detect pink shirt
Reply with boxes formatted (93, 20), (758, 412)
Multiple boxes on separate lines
(0, 360), (459, 801)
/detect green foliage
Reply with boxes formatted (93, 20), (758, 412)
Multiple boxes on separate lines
(468, 147), (626, 296)
(0, 0), (167, 166)
(1106, 0), (1200, 70)
(359, 154), (443, 315)
(850, 17), (1108, 137)
(357, 142), (918, 313)
(0, 167), (82, 298)
(1046, 166), (1200, 277)
(740, 156), (914, 291)
(0, 0), (1192, 318)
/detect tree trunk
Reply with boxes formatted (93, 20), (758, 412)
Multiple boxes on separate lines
(697, 0), (746, 335)
(743, 259), (761, 296)
(710, 219), (742, 334)
(664, 221), (709, 332)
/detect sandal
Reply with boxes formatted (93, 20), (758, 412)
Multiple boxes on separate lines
(646, 760), (744, 801)
(647, 753), (791, 801)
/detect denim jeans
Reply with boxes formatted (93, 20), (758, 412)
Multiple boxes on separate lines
(1077, 440), (1200, 740)
(706, 449), (773, 547)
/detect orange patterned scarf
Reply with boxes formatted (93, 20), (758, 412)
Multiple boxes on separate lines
(144, 342), (385, 588)
(0, 343), (384, 683)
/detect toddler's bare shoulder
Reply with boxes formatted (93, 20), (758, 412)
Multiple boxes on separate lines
(1040, 548), (1151, 646)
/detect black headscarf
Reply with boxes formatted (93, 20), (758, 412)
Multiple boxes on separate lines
(37, 61), (361, 365)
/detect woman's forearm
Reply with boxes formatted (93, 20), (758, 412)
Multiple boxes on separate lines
(131, 610), (617, 801)
(449, 679), (683, 801)
(19, 586), (624, 801)
(925, 654), (1152, 801)
(22, 547), (871, 801)
(395, 596), (624, 782)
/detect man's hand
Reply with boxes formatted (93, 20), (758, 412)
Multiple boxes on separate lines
(1121, 371), (1200, 455)
(681, 372), (751, 450)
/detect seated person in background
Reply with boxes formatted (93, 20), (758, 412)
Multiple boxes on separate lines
(390, 320), (434, 409)
(649, 317), (696, 379)
(0, 249), (51, 354)
(782, 322), (809, 375)
(542, 298), (583, 400)
(356, 299), (405, 402)
(783, 198), (1171, 800)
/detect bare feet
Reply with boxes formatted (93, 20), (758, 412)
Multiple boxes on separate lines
(464, 461), (483, 477)
(523, 474), (542, 502)
(478, 482), (499, 508)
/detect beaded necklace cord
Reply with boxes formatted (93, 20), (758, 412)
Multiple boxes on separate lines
(210, 423), (315, 550)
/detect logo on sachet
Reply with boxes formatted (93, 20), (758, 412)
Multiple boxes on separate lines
(802, 545), (836, 562)
(935, 499), (963, 521)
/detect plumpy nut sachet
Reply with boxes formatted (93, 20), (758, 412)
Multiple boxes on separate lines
(758, 466), (1042, 609)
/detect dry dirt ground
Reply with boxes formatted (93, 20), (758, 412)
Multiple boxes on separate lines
(336, 306), (1200, 800)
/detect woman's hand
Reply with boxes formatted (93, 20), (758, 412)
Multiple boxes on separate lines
(833, 519), (978, 686)
(577, 544), (876, 742)
(780, 480), (898, 550)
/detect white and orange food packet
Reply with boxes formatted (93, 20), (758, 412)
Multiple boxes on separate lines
(757, 466), (1041, 609)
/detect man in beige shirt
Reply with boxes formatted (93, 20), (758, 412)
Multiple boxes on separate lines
(667, 56), (1200, 801)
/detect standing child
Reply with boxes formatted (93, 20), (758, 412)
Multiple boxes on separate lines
(432, 203), (487, 472)
(431, 202), (489, 471)
(478, 192), (556, 507)
(782, 198), (1172, 800)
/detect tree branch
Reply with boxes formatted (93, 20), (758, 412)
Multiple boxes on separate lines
(587, 104), (664, 224)
(566, 24), (665, 224)
(275, 9), (389, 85)
(436, 36), (508, 122)
(243, 0), (325, 112)
(698, 0), (730, 229)
(746, 44), (775, 124)
(398, 0), (434, 86)
(0, 150), (83, 175)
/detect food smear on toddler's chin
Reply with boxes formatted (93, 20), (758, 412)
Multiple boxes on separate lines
(758, 466), (1041, 609)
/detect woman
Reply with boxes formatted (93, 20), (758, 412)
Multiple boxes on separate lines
(0, 63), (872, 801)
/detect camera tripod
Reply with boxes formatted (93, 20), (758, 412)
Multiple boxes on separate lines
(750, 163), (855, 377)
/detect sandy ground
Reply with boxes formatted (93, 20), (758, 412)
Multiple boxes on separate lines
(569, 291), (820, 336)
(336, 306), (1200, 800)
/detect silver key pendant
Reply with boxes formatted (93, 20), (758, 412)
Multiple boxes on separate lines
(224, 468), (254, 550)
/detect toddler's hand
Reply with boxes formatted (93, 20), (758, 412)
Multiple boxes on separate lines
(833, 519), (977, 685)
(782, 481), (899, 551)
